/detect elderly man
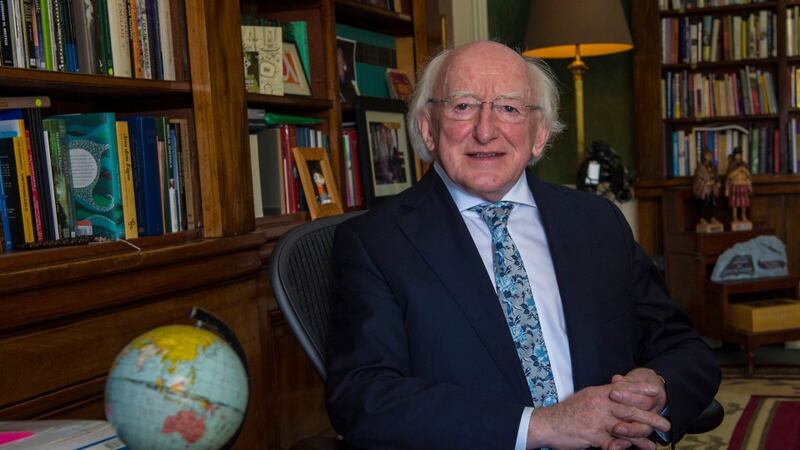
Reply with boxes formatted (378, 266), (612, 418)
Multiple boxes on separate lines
(326, 41), (719, 450)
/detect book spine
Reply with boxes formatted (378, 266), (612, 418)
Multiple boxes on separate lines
(136, 0), (151, 78)
(144, 0), (159, 79)
(50, 0), (65, 71)
(155, 0), (171, 79)
(107, 0), (130, 77)
(22, 0), (36, 67)
(12, 136), (33, 242)
(0, 0), (14, 66)
(0, 138), (23, 247)
(24, 129), (44, 241)
(95, 0), (112, 74)
(115, 120), (137, 238)
(60, 0), (78, 72)
(125, 0), (141, 77)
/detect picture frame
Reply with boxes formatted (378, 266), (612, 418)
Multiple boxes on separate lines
(283, 41), (312, 96)
(292, 147), (344, 219)
(336, 37), (359, 107)
(355, 97), (416, 207)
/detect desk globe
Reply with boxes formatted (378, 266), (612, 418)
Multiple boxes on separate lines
(105, 324), (249, 450)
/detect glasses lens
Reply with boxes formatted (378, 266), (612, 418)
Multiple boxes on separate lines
(492, 100), (527, 123)
(443, 98), (479, 120)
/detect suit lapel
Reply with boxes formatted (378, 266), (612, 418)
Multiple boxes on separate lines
(395, 171), (533, 404)
(527, 171), (598, 390)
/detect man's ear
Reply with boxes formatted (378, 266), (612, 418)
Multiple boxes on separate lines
(531, 124), (550, 158)
(419, 112), (436, 153)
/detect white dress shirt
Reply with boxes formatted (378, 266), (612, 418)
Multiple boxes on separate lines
(434, 164), (574, 450)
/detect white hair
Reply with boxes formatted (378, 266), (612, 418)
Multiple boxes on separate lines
(407, 44), (565, 164)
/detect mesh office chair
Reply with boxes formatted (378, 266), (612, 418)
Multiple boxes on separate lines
(269, 211), (724, 449)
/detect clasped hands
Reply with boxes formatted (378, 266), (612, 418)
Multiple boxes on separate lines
(527, 368), (669, 450)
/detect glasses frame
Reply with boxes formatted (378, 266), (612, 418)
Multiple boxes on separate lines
(427, 97), (542, 123)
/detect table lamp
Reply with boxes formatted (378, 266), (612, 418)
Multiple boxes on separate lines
(523, 0), (633, 167)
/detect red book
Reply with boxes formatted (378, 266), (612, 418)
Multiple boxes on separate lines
(279, 124), (298, 213)
(773, 127), (781, 173)
(24, 130), (44, 241)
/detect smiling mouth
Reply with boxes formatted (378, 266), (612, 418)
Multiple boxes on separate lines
(467, 152), (503, 158)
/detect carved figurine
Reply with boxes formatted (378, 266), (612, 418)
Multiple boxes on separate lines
(725, 148), (753, 231)
(692, 149), (723, 233)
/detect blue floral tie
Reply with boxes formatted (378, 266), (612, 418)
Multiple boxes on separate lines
(472, 201), (558, 407)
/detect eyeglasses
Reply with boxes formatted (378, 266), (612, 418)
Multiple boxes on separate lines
(428, 97), (541, 123)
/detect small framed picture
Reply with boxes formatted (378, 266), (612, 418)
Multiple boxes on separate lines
(355, 97), (416, 207)
(336, 37), (359, 107)
(283, 41), (312, 96)
(292, 147), (344, 219)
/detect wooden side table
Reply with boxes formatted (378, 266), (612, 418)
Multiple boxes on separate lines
(704, 276), (800, 376)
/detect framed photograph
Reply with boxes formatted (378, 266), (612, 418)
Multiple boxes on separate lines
(336, 37), (359, 107)
(283, 42), (312, 96)
(355, 97), (416, 207)
(292, 147), (344, 219)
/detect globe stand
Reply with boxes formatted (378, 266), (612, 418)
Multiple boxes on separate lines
(190, 307), (250, 450)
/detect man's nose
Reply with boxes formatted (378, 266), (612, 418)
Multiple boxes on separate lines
(473, 103), (499, 143)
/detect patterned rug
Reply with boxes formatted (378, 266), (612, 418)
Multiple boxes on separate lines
(672, 367), (800, 449)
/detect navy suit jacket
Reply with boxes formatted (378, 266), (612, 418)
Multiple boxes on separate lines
(326, 169), (720, 449)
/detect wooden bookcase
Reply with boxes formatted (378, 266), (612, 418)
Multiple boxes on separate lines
(238, 0), (429, 448)
(632, 1), (800, 296)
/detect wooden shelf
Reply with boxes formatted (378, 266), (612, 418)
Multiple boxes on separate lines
(334, 0), (414, 35)
(662, 58), (777, 70)
(246, 93), (334, 113)
(0, 67), (192, 97)
(664, 114), (778, 124)
(660, 1), (777, 17)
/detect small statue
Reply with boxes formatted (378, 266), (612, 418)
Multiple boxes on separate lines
(693, 149), (723, 233)
(725, 148), (753, 231)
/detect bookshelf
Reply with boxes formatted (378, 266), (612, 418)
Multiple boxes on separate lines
(632, 1), (800, 327)
(237, 0), (429, 447)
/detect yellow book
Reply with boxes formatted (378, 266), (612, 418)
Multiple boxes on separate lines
(12, 137), (34, 243)
(116, 121), (138, 239)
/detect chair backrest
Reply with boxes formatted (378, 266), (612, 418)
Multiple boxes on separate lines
(269, 211), (366, 381)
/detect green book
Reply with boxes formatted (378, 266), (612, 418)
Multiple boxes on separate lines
(263, 112), (321, 126)
(335, 24), (396, 98)
(42, 118), (77, 238)
(39, 0), (54, 70)
(50, 112), (124, 239)
(285, 21), (310, 80)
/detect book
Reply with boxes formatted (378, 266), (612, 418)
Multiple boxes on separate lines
(169, 117), (194, 229)
(385, 68), (413, 102)
(42, 117), (77, 238)
(52, 112), (125, 239)
(0, 420), (127, 449)
(107, 0), (132, 77)
(124, 115), (162, 236)
(155, 0), (172, 80)
(115, 120), (137, 238)
(12, 136), (34, 243)
(248, 133), (263, 218)
(240, 25), (282, 95)
(0, 137), (24, 248)
(283, 21), (309, 81)
(254, 127), (283, 216)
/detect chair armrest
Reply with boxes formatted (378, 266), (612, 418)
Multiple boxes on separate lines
(685, 399), (724, 435)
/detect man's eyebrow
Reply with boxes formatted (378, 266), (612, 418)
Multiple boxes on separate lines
(442, 91), (528, 101)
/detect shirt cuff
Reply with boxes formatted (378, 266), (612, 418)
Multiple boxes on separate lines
(655, 405), (671, 443)
(515, 407), (535, 450)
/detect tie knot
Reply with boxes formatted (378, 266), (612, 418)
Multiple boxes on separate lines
(471, 201), (515, 231)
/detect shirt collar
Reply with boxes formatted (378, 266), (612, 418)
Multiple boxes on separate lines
(433, 162), (537, 212)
